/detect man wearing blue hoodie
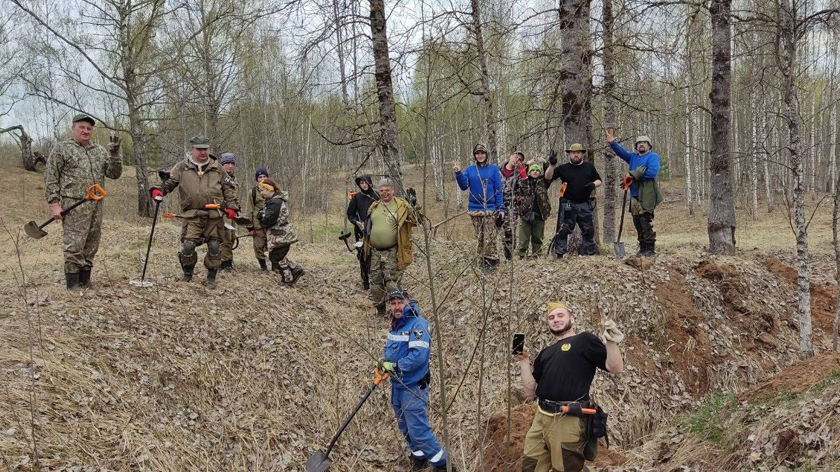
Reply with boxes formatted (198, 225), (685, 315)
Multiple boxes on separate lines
(607, 129), (663, 257)
(379, 289), (452, 472)
(454, 143), (505, 271)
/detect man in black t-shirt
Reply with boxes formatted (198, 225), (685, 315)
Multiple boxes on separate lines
(517, 302), (624, 472)
(545, 143), (602, 257)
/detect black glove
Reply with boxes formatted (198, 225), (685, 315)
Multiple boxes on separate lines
(548, 150), (558, 166)
(407, 187), (417, 208)
(585, 182), (596, 191)
(256, 210), (265, 221)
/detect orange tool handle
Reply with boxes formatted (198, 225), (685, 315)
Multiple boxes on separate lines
(561, 406), (597, 415)
(204, 203), (221, 210)
(373, 368), (390, 386)
(162, 212), (177, 218)
(622, 174), (634, 190)
(559, 182), (568, 198)
(85, 184), (108, 201)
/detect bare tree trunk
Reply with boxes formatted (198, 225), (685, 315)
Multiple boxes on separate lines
(707, 0), (736, 254)
(369, 0), (403, 189)
(558, 0), (593, 149)
(834, 169), (840, 350)
(751, 92), (761, 218)
(778, 0), (812, 357)
(558, 0), (593, 254)
(685, 87), (695, 215)
(601, 0), (617, 243)
(469, 0), (498, 163)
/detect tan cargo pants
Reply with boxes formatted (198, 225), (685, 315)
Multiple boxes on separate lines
(522, 410), (588, 472)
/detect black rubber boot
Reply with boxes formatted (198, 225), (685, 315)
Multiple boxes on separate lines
(206, 269), (218, 289)
(433, 465), (454, 472)
(642, 242), (656, 257)
(220, 260), (233, 271)
(65, 272), (81, 292)
(79, 268), (92, 288)
(180, 266), (194, 282)
(411, 456), (429, 471)
(503, 246), (512, 261)
(258, 259), (268, 271)
(282, 266), (304, 285)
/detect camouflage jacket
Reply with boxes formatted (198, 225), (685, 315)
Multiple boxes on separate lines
(160, 157), (239, 217)
(514, 176), (552, 221)
(45, 139), (123, 203)
(260, 191), (298, 245)
(500, 165), (524, 205)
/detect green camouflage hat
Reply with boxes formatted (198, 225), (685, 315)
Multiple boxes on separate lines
(72, 113), (96, 126)
(189, 136), (210, 149)
(565, 143), (586, 153)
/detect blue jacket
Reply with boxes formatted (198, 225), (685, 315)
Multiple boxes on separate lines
(609, 142), (661, 198)
(383, 300), (431, 389)
(455, 163), (505, 212)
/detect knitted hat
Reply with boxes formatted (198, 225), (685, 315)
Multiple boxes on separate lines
(528, 163), (542, 173)
(254, 167), (269, 181)
(220, 152), (236, 165)
(547, 302), (569, 317)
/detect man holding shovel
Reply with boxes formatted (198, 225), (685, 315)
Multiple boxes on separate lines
(379, 289), (452, 472)
(151, 137), (239, 289)
(517, 302), (624, 472)
(606, 129), (662, 257)
(44, 113), (122, 291)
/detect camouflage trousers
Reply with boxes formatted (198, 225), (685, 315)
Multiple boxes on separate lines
(179, 217), (224, 270)
(630, 197), (656, 244)
(220, 221), (236, 263)
(522, 411), (588, 472)
(369, 246), (402, 308)
(267, 232), (299, 273)
(61, 199), (104, 274)
(470, 211), (499, 261)
(501, 207), (518, 259)
(252, 229), (268, 261)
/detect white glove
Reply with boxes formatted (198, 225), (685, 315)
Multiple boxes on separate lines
(602, 320), (624, 344)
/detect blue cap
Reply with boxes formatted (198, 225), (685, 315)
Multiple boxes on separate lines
(254, 167), (269, 181)
(220, 152), (236, 165)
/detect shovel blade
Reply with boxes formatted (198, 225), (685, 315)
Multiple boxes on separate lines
(613, 242), (626, 258)
(24, 221), (48, 239)
(305, 451), (332, 472)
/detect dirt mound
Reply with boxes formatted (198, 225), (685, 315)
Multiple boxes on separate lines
(655, 267), (714, 395)
(738, 351), (840, 401)
(763, 257), (837, 332)
(483, 404), (626, 472)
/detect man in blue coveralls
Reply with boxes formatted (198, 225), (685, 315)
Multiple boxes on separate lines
(606, 129), (663, 257)
(379, 289), (452, 472)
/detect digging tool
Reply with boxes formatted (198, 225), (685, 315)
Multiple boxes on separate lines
(338, 231), (355, 253)
(305, 368), (389, 472)
(139, 199), (162, 283)
(614, 175), (633, 258)
(231, 233), (253, 250)
(25, 184), (107, 239)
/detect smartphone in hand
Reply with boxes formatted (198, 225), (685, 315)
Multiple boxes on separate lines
(511, 333), (525, 355)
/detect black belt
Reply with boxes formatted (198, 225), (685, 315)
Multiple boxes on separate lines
(538, 399), (591, 416)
